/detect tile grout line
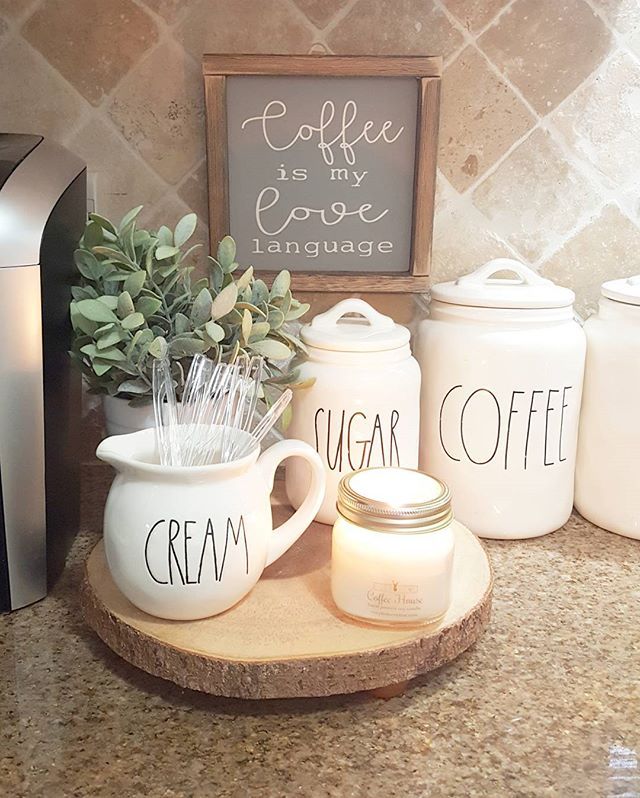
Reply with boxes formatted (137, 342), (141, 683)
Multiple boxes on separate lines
(282, 0), (324, 39)
(317, 0), (361, 40)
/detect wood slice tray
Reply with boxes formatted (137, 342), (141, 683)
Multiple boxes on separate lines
(81, 505), (492, 700)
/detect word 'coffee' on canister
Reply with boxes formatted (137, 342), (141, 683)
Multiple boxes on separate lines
(417, 259), (586, 540)
(331, 467), (455, 626)
(576, 275), (640, 539)
(286, 299), (421, 525)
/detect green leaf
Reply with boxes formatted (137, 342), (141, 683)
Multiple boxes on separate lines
(248, 321), (270, 342)
(252, 279), (269, 305)
(123, 270), (146, 298)
(118, 378), (149, 395)
(168, 337), (207, 357)
(285, 302), (310, 321)
(211, 282), (238, 320)
(98, 295), (119, 310)
(235, 266), (254, 292)
(156, 245), (180, 260)
(267, 307), (285, 329)
(236, 301), (267, 318)
(92, 247), (136, 268)
(89, 213), (117, 235)
(158, 262), (179, 279)
(248, 338), (291, 360)
(71, 285), (98, 301)
(280, 403), (293, 431)
(118, 205), (143, 233)
(278, 290), (292, 318)
(79, 343), (98, 358)
(175, 312), (191, 334)
(148, 336), (168, 359)
(93, 361), (113, 376)
(270, 270), (291, 299)
(205, 321), (225, 343)
(209, 259), (224, 292)
(217, 236), (236, 269)
(156, 226), (173, 247)
(121, 312), (145, 330)
(74, 249), (99, 280)
(241, 309), (252, 344)
(83, 221), (103, 249)
(94, 346), (127, 362)
(190, 287), (213, 326)
(96, 329), (122, 349)
(76, 299), (118, 324)
(133, 230), (151, 248)
(174, 213), (197, 248)
(136, 296), (163, 318)
(117, 291), (135, 319)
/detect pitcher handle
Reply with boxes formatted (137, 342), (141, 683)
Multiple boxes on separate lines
(257, 439), (325, 567)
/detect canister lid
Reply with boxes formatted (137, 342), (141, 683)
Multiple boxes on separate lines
(431, 258), (575, 310)
(337, 467), (453, 533)
(601, 274), (640, 306)
(301, 298), (410, 352)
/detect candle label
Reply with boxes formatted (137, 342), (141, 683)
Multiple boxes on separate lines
(366, 579), (425, 619)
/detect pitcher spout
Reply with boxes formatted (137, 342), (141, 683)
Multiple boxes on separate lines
(96, 429), (155, 472)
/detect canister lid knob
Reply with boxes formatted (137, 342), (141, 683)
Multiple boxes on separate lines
(301, 298), (410, 352)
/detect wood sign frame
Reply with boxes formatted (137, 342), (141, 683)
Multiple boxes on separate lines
(202, 54), (442, 292)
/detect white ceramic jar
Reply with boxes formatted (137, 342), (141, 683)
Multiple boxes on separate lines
(286, 298), (421, 525)
(575, 276), (640, 539)
(417, 258), (586, 539)
(331, 467), (455, 626)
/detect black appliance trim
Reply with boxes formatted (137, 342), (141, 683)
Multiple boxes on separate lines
(0, 463), (11, 611)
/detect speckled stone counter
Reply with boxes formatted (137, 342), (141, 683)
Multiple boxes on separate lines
(1, 464), (639, 797)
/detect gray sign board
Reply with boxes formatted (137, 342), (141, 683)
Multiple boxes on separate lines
(226, 75), (418, 273)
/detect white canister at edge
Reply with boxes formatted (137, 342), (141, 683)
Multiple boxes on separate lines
(575, 275), (640, 539)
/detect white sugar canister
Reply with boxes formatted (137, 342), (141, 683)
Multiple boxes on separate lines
(417, 259), (586, 539)
(575, 276), (640, 539)
(286, 298), (421, 525)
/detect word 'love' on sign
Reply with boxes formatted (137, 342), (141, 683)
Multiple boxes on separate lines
(203, 55), (441, 292)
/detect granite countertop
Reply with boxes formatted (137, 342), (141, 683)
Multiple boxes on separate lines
(2, 465), (639, 798)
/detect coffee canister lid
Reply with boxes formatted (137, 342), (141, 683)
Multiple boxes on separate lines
(601, 274), (640, 306)
(431, 258), (575, 310)
(301, 298), (410, 352)
(337, 467), (453, 533)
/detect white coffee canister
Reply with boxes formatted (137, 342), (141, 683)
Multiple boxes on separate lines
(417, 258), (586, 539)
(575, 275), (640, 539)
(286, 298), (421, 525)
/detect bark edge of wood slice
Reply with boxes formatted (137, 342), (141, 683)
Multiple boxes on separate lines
(81, 517), (492, 699)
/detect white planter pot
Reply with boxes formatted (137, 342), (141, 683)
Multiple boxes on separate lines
(102, 395), (155, 437)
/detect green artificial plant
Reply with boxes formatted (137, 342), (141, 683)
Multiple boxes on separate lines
(69, 206), (310, 406)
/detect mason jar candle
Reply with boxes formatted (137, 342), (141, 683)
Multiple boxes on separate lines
(331, 468), (455, 626)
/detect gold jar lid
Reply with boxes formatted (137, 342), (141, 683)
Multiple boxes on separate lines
(336, 467), (453, 533)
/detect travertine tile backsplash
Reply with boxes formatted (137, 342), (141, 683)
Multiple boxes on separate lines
(1, 0), (639, 315)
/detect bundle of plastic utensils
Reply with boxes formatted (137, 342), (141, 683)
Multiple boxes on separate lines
(152, 353), (292, 467)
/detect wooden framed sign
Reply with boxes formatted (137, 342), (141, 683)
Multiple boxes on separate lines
(202, 55), (442, 292)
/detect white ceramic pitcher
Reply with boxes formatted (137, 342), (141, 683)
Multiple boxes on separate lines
(96, 428), (325, 620)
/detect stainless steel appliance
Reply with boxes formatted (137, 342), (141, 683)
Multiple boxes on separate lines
(0, 134), (86, 611)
